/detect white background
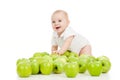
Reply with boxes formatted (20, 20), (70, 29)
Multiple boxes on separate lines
(0, 0), (120, 80)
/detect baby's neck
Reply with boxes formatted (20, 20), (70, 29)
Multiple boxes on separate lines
(57, 32), (62, 37)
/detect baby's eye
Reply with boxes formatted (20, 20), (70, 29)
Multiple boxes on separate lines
(58, 20), (62, 22)
(52, 21), (55, 23)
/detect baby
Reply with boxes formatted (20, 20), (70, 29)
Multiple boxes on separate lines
(51, 10), (92, 56)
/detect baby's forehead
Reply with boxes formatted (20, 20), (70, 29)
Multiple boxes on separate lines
(53, 11), (67, 16)
(52, 11), (68, 19)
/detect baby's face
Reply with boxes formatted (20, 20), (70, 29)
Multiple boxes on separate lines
(51, 12), (69, 35)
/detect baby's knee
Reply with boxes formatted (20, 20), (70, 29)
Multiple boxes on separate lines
(79, 45), (92, 56)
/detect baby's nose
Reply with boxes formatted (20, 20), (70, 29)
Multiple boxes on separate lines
(55, 22), (59, 26)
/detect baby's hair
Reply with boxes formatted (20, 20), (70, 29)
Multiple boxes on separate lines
(51, 10), (69, 20)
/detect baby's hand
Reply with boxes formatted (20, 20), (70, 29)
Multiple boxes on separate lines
(52, 51), (59, 55)
(57, 50), (64, 55)
(52, 51), (57, 53)
(52, 50), (64, 55)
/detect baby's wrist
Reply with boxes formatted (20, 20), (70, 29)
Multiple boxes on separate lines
(52, 50), (57, 54)
(58, 50), (64, 55)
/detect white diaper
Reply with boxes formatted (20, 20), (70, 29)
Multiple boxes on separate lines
(69, 34), (90, 54)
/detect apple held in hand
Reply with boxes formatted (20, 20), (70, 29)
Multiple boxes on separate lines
(97, 56), (111, 73)
(17, 62), (32, 77)
(64, 62), (79, 78)
(40, 61), (53, 75)
(87, 60), (102, 76)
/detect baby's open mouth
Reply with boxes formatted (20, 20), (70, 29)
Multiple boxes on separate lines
(56, 26), (60, 29)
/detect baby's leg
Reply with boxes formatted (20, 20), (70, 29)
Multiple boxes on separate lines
(79, 45), (92, 56)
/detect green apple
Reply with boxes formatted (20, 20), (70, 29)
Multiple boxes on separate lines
(42, 55), (53, 63)
(29, 57), (35, 62)
(87, 60), (102, 76)
(50, 53), (59, 60)
(80, 54), (96, 62)
(62, 50), (71, 57)
(79, 54), (90, 59)
(79, 54), (95, 63)
(29, 57), (41, 63)
(34, 57), (43, 64)
(30, 56), (42, 64)
(40, 61), (53, 75)
(77, 54), (93, 73)
(88, 56), (96, 62)
(33, 55), (53, 65)
(78, 61), (86, 73)
(78, 58), (87, 73)
(33, 52), (42, 57)
(55, 56), (67, 64)
(53, 60), (64, 74)
(97, 56), (111, 73)
(33, 52), (49, 57)
(31, 59), (39, 74)
(68, 56), (79, 63)
(40, 52), (49, 56)
(97, 56), (110, 61)
(64, 62), (79, 78)
(17, 62), (32, 77)
(101, 60), (111, 73)
(69, 52), (78, 57)
(16, 58), (30, 65)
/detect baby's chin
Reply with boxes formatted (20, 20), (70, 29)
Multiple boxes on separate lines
(54, 29), (63, 34)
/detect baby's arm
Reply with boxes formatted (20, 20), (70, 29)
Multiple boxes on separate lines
(51, 45), (58, 54)
(58, 35), (74, 55)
